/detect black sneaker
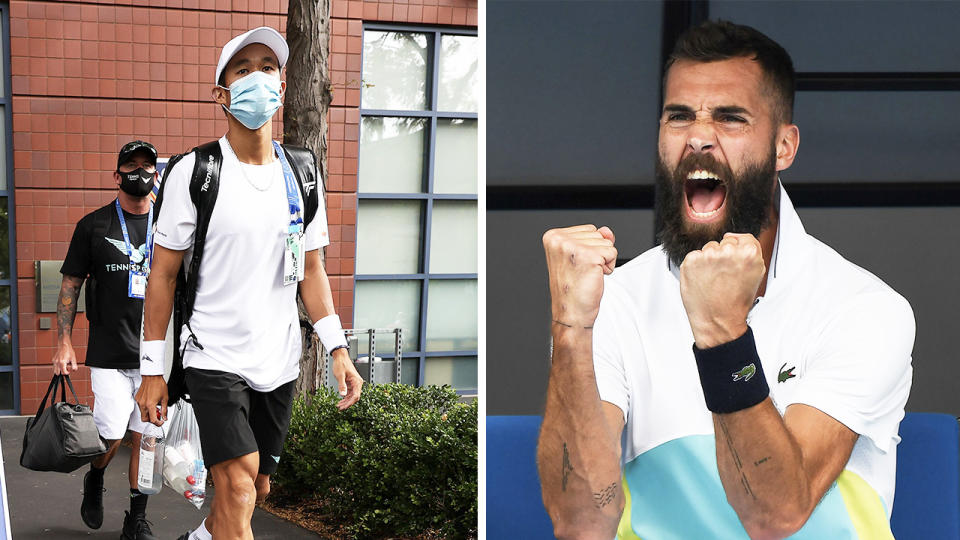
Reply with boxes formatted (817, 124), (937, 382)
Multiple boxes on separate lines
(80, 470), (104, 529)
(120, 511), (158, 540)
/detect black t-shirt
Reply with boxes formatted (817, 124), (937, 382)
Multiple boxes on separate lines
(61, 201), (150, 369)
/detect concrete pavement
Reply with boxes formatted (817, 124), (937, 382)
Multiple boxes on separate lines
(0, 416), (319, 539)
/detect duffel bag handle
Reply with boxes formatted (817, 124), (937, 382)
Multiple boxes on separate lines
(61, 375), (82, 404)
(34, 374), (66, 421)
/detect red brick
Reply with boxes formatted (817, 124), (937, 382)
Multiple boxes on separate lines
(438, 6), (453, 23)
(342, 172), (358, 192)
(423, 5), (438, 22)
(333, 87), (353, 112)
(344, 36), (362, 56)
(343, 158), (358, 174)
(351, 1), (366, 18)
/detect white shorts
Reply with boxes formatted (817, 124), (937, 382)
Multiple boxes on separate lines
(90, 367), (149, 440)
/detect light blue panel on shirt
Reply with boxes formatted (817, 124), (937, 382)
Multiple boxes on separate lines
(622, 435), (860, 539)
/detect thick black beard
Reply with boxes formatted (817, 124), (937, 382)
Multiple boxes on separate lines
(655, 150), (777, 268)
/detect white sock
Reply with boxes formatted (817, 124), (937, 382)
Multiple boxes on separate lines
(189, 519), (212, 540)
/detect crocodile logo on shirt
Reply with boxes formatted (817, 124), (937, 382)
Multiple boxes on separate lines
(778, 363), (797, 383)
(731, 363), (756, 382)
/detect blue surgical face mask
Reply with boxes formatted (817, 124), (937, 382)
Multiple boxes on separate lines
(219, 71), (283, 130)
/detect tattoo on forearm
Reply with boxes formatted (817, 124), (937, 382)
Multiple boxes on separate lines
(562, 442), (574, 492)
(754, 456), (771, 467)
(717, 417), (757, 500)
(57, 278), (82, 339)
(592, 482), (618, 508)
(552, 319), (593, 330)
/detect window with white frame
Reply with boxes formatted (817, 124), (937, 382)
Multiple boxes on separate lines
(355, 25), (478, 394)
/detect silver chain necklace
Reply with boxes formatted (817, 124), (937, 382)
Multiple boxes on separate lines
(223, 138), (277, 192)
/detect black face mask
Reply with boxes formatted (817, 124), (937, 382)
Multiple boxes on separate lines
(119, 167), (155, 197)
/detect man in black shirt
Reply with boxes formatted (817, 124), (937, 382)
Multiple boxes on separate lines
(56, 140), (160, 540)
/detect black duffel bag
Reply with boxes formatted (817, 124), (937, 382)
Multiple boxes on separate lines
(20, 374), (107, 473)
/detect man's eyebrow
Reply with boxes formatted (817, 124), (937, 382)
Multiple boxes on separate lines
(662, 103), (694, 113)
(713, 106), (751, 116)
(229, 56), (278, 69)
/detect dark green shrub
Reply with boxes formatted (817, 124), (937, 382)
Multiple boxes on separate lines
(274, 383), (478, 539)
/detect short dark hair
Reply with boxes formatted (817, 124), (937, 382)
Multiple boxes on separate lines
(664, 20), (796, 124)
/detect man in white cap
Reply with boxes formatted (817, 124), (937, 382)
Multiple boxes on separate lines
(135, 27), (363, 540)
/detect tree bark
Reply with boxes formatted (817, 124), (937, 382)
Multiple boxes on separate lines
(285, 0), (333, 399)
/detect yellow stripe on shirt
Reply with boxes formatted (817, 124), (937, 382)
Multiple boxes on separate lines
(617, 473), (644, 540)
(836, 469), (894, 540)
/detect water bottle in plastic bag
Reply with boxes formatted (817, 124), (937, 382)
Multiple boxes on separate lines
(162, 446), (197, 495)
(163, 400), (207, 509)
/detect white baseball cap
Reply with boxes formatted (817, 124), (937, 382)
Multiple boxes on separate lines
(215, 26), (289, 85)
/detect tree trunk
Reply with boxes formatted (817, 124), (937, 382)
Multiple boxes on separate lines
(285, 0), (333, 399)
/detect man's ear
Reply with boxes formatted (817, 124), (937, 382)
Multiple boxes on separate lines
(279, 80), (286, 98)
(775, 123), (800, 172)
(212, 86), (228, 106)
(113, 171), (122, 187)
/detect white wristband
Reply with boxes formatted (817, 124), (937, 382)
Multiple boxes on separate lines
(140, 340), (166, 376)
(313, 314), (348, 352)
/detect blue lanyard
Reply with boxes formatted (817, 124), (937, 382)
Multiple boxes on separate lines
(272, 141), (303, 234)
(114, 199), (153, 273)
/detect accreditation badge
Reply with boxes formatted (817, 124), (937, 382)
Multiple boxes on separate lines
(129, 270), (147, 299)
(283, 232), (305, 286)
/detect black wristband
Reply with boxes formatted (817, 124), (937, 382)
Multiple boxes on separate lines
(693, 326), (769, 414)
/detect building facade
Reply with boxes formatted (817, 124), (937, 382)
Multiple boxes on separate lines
(5, 0), (478, 415)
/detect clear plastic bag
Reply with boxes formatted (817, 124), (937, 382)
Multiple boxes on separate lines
(162, 400), (207, 509)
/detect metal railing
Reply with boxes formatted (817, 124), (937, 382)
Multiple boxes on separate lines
(320, 328), (403, 388)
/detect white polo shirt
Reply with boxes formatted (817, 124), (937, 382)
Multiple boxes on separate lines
(594, 185), (914, 539)
(153, 137), (329, 392)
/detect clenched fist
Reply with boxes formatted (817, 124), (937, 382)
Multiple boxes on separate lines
(543, 225), (618, 328)
(679, 233), (765, 348)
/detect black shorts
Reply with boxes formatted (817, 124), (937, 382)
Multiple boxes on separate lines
(184, 368), (296, 475)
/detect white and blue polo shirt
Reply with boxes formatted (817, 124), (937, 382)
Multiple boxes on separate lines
(593, 185), (915, 539)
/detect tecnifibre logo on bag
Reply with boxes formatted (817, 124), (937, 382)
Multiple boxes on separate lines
(201, 154), (215, 191)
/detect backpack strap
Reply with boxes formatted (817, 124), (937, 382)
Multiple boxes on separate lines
(280, 144), (320, 228)
(151, 141), (221, 404)
(182, 140), (222, 350)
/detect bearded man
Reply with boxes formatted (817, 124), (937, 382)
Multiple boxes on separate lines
(537, 20), (914, 540)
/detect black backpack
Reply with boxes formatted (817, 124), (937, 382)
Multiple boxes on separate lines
(153, 140), (322, 403)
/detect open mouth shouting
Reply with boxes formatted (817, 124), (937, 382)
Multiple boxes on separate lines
(683, 169), (727, 222)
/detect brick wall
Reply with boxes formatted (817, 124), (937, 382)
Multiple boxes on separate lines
(9, 0), (475, 414)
